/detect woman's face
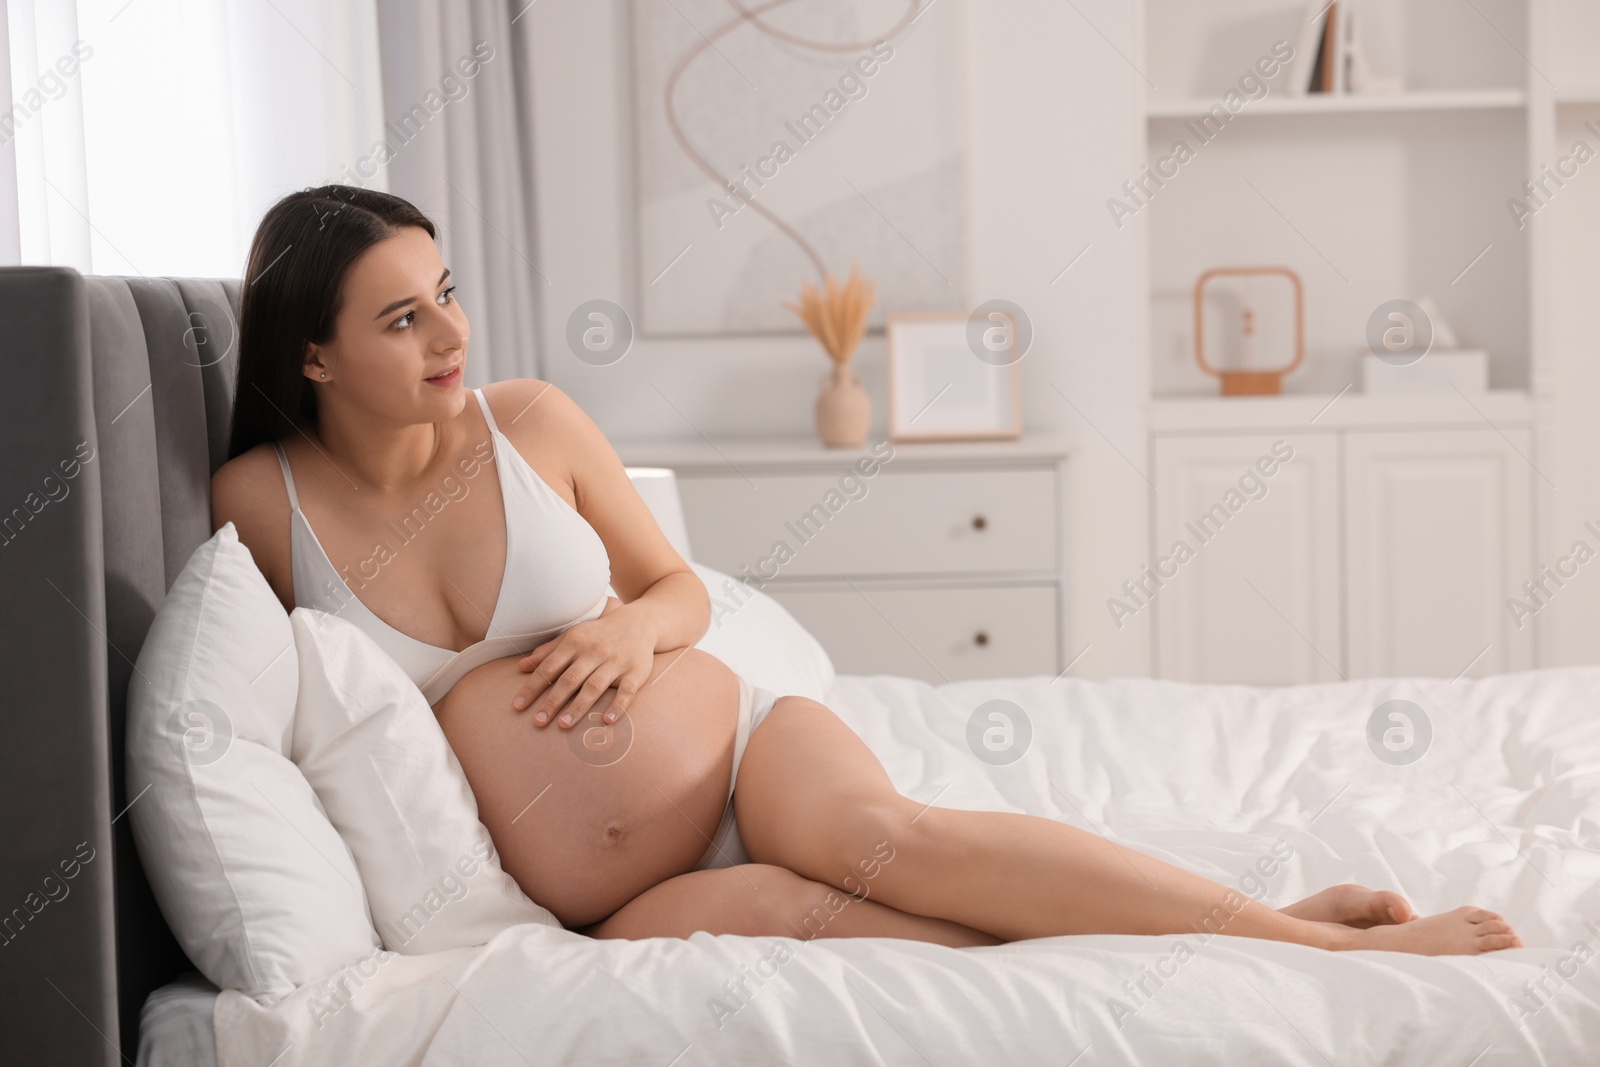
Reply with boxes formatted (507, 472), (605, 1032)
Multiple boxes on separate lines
(305, 224), (470, 425)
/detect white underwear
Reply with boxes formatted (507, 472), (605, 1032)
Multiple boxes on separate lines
(692, 675), (781, 872)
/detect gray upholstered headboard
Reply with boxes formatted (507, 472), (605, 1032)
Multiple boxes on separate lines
(0, 266), (241, 1064)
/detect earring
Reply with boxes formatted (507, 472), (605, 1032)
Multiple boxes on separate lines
(320, 372), (327, 378)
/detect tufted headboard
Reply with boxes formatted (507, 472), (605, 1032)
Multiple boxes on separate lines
(0, 266), (242, 1064)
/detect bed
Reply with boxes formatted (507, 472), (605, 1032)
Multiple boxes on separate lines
(5, 265), (1599, 1066)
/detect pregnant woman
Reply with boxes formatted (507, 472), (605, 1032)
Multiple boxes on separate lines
(213, 184), (1520, 956)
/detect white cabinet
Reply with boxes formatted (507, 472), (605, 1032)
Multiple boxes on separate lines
(1150, 398), (1537, 683)
(617, 435), (1072, 685)
(771, 582), (1060, 682)
(1152, 434), (1342, 684)
(1344, 429), (1534, 677)
(677, 468), (1060, 579)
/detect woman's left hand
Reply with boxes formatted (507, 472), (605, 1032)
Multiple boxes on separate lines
(513, 597), (656, 728)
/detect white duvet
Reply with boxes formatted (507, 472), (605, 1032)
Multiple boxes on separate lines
(215, 668), (1600, 1066)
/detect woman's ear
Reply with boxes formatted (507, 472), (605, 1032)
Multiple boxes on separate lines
(303, 342), (331, 382)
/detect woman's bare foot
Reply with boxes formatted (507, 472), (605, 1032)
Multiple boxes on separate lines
(1279, 884), (1415, 928)
(1329, 906), (1523, 955)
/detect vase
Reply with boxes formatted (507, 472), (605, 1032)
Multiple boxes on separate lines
(815, 363), (871, 447)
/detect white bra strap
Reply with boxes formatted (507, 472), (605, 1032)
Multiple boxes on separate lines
(473, 387), (502, 435)
(271, 440), (300, 509)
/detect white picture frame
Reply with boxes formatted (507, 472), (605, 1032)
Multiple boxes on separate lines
(886, 312), (1022, 442)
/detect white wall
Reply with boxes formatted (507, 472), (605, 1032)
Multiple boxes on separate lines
(1529, 1), (1600, 666)
(522, 0), (1152, 678)
(1537, 115), (1600, 665)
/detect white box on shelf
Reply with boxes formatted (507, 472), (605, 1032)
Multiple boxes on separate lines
(1361, 349), (1489, 395)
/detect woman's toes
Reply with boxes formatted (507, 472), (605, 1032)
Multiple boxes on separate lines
(1373, 889), (1414, 924)
(1335, 886), (1412, 928)
(1478, 933), (1522, 952)
(1347, 907), (1525, 955)
(1280, 884), (1417, 928)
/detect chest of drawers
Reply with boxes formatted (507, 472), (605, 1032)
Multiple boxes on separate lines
(616, 435), (1072, 684)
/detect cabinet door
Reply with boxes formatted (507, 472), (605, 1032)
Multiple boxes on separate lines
(1344, 429), (1534, 678)
(1152, 434), (1342, 684)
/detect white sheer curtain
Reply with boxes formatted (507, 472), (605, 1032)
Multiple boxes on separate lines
(375, 0), (545, 384)
(1, 0), (385, 277)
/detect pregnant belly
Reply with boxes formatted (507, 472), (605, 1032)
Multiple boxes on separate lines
(432, 646), (740, 927)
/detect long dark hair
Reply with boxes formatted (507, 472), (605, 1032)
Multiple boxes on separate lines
(227, 184), (437, 459)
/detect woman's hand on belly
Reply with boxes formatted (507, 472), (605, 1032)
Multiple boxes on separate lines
(514, 596), (655, 728)
(433, 646), (742, 927)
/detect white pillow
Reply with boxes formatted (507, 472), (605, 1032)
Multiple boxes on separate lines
(126, 523), (380, 1003)
(625, 467), (693, 559)
(621, 467), (833, 699)
(691, 561), (835, 702)
(289, 608), (559, 954)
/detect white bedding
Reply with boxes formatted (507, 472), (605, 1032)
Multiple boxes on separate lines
(210, 667), (1600, 1066)
(137, 972), (219, 1067)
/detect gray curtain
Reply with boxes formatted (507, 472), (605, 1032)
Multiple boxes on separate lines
(376, 0), (543, 385)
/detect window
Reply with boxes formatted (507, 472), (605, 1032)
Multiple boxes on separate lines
(3, 0), (382, 276)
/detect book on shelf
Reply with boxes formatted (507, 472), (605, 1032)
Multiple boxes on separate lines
(1335, 3), (1352, 93)
(1290, 2), (1326, 94)
(1292, 1), (1350, 95)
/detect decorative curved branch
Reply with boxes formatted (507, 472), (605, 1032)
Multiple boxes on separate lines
(662, 0), (926, 282)
(720, 0), (924, 54)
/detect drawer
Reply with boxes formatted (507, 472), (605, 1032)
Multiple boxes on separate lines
(768, 583), (1059, 683)
(678, 468), (1058, 578)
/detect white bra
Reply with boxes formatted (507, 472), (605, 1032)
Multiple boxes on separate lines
(272, 387), (612, 704)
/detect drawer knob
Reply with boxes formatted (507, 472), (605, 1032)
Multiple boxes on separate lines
(971, 514), (987, 531)
(974, 630), (990, 647)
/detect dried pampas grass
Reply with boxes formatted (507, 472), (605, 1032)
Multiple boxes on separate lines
(783, 265), (877, 366)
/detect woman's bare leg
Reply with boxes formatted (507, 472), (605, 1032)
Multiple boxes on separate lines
(733, 697), (1523, 956)
(1280, 884), (1415, 927)
(583, 863), (998, 947)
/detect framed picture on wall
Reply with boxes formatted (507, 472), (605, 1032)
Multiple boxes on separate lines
(629, 0), (971, 336)
(886, 311), (1022, 442)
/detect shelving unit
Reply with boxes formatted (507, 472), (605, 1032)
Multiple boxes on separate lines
(1128, 0), (1596, 683)
(1145, 390), (1535, 434)
(1139, 0), (1538, 401)
(1146, 88), (1526, 119)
